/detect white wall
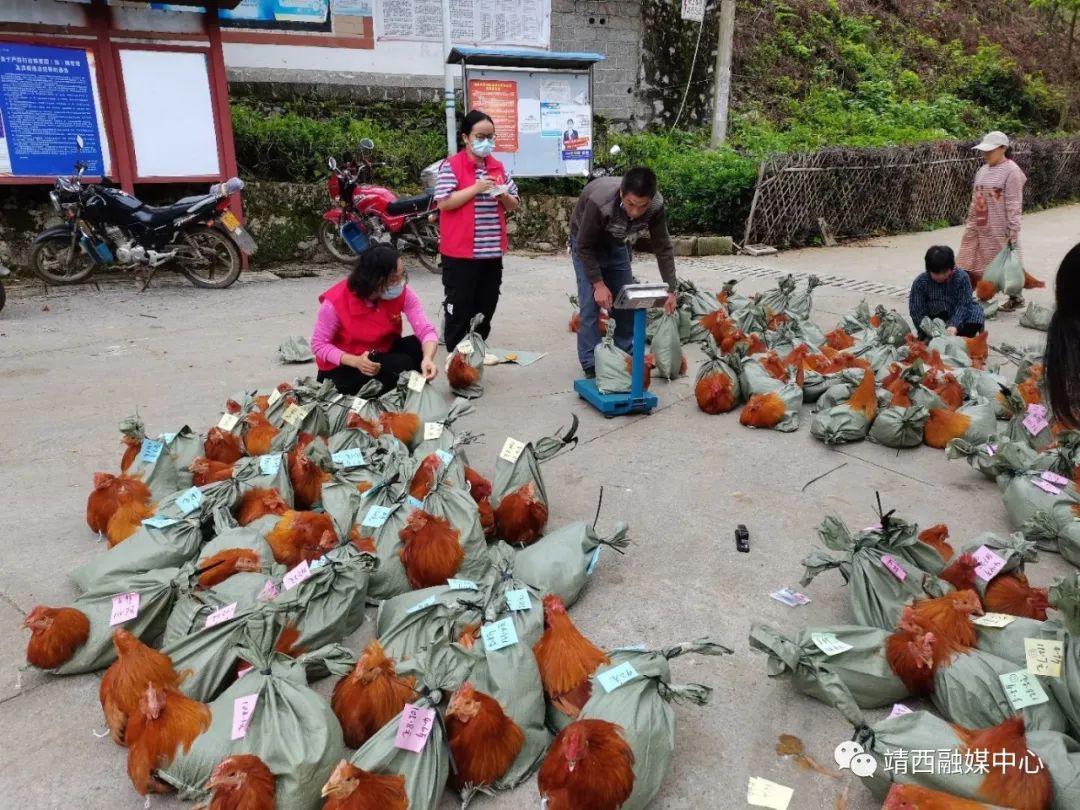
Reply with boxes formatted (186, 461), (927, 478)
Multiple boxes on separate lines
(0, 0), (86, 26)
(223, 38), (449, 77)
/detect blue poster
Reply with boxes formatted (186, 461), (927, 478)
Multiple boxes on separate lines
(0, 43), (103, 177)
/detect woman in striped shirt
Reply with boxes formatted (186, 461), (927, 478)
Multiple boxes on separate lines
(957, 130), (1027, 311)
(434, 110), (520, 355)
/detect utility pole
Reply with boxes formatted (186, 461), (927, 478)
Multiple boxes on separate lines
(710, 0), (736, 147)
(441, 0), (457, 155)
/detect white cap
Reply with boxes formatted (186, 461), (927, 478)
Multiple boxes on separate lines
(973, 131), (1010, 152)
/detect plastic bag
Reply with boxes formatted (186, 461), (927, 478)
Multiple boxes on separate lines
(984, 243), (1025, 297)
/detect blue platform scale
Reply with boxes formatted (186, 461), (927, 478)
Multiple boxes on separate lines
(573, 282), (670, 417)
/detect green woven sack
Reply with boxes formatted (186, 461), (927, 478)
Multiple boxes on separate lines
(509, 521), (631, 608)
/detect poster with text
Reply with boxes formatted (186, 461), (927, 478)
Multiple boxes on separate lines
(379, 0), (549, 47)
(219, 0), (332, 31)
(468, 78), (519, 153)
(0, 42), (105, 177)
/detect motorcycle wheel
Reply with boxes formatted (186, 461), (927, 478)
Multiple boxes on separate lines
(175, 226), (241, 289)
(30, 233), (95, 284)
(408, 220), (441, 274)
(317, 218), (356, 264)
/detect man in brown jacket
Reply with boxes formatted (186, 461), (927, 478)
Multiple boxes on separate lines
(569, 167), (678, 376)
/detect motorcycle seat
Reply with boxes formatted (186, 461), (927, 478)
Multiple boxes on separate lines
(385, 193), (433, 217)
(136, 194), (218, 225)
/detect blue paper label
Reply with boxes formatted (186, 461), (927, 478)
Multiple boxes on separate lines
(159, 432), (178, 445)
(362, 505), (393, 528)
(142, 515), (178, 529)
(436, 450), (454, 466)
(586, 546), (601, 575)
(481, 618), (519, 652)
(446, 578), (478, 590)
(505, 588), (531, 611)
(258, 454), (282, 476)
(407, 495), (424, 509)
(596, 661), (640, 693)
(139, 439), (164, 465)
(406, 595), (439, 615)
(331, 448), (366, 469)
(175, 486), (204, 515)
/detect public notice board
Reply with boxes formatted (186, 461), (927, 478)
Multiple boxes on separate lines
(467, 79), (518, 153)
(379, 0), (550, 47)
(0, 42), (105, 177)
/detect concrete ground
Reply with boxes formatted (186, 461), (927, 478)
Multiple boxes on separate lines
(0, 205), (1076, 809)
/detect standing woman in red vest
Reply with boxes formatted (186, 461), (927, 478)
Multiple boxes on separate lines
(311, 244), (439, 394)
(434, 110), (520, 353)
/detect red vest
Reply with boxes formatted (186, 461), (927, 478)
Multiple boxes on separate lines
(316, 279), (406, 371)
(438, 150), (509, 260)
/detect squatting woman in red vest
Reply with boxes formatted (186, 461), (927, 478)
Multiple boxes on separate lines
(311, 244), (439, 394)
(434, 109), (520, 353)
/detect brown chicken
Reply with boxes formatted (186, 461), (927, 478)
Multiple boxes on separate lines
(964, 331), (989, 370)
(885, 624), (940, 697)
(87, 473), (153, 536)
(448, 352), (481, 391)
(204, 427), (244, 465)
(757, 352), (788, 382)
(924, 408), (972, 449)
(823, 328), (857, 351)
(745, 333), (769, 355)
(398, 509), (464, 588)
(932, 374), (965, 410)
(106, 495), (158, 547)
(939, 553), (979, 593)
(882, 783), (998, 809)
(478, 496), (496, 540)
(846, 367), (879, 421)
(458, 622), (482, 648)
(904, 333), (931, 365)
(1023, 271), (1046, 291)
(100, 629), (187, 746)
(126, 682), (211, 795)
(191, 457), (236, 486)
(918, 524), (954, 563)
(984, 572), (1050, 620)
(197, 548), (262, 590)
(534, 595), (609, 718)
(409, 454), (443, 501)
(121, 434), (143, 473)
(889, 380), (915, 409)
(699, 310), (733, 344)
(236, 487), (289, 527)
(464, 465), (493, 503)
(959, 716), (1053, 810)
(379, 412), (420, 446)
(624, 353), (657, 390)
(24, 606), (90, 670)
(242, 412), (280, 457)
(696, 371), (737, 415)
(321, 761), (408, 810)
(446, 682), (525, 790)
(331, 640), (417, 749)
(1018, 375), (1044, 407)
(494, 480), (549, 546)
(345, 411), (382, 438)
(202, 755), (276, 810)
(975, 278), (998, 302)
(739, 392), (787, 429)
(537, 719), (636, 810)
(288, 434), (331, 511)
(907, 591), (983, 654)
(265, 510), (338, 568)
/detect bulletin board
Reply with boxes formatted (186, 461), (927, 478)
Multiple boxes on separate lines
(463, 67), (592, 178)
(118, 48), (221, 178)
(0, 41), (111, 178)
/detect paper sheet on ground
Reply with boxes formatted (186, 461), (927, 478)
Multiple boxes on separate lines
(486, 348), (547, 366)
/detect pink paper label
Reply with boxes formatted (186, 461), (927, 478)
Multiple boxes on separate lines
(1028, 403), (1047, 418)
(986, 444), (997, 456)
(204, 602), (237, 628)
(881, 554), (907, 581)
(1033, 478), (1063, 495)
(237, 664), (254, 679)
(393, 703), (436, 753)
(1024, 414), (1050, 435)
(972, 545), (1007, 581)
(1042, 471), (1071, 488)
(888, 703), (913, 719)
(109, 592), (140, 626)
(258, 579), (279, 601)
(282, 561), (311, 590)
(231, 694), (258, 740)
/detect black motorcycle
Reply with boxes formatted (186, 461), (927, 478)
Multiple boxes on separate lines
(31, 136), (256, 289)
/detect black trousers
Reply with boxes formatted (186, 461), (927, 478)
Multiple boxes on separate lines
(441, 255), (502, 351)
(316, 335), (423, 395)
(917, 312), (984, 342)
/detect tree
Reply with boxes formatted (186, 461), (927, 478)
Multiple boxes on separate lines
(1030, 0), (1080, 126)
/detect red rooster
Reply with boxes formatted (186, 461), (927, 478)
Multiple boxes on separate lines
(696, 371), (737, 414)
(740, 392), (788, 429)
(236, 487), (289, 527)
(907, 591), (983, 654)
(288, 433), (331, 511)
(924, 408), (972, 449)
(202, 755), (276, 810)
(478, 496), (496, 540)
(917, 524), (954, 563)
(345, 411), (381, 438)
(242, 412), (280, 457)
(984, 572), (1049, 620)
(23, 606), (90, 670)
(379, 412), (420, 446)
(121, 434), (143, 473)
(321, 761), (408, 810)
(823, 328), (856, 351)
(445, 682), (525, 790)
(126, 682), (211, 795)
(106, 494), (158, 547)
(197, 548), (262, 590)
(331, 640), (418, 749)
(964, 331), (989, 370)
(495, 481), (549, 546)
(87, 473), (152, 536)
(885, 623), (940, 697)
(204, 427), (244, 465)
(1024, 271), (1046, 291)
(533, 595), (609, 718)
(100, 629), (187, 746)
(537, 719), (636, 810)
(265, 511), (338, 568)
(409, 454), (443, 501)
(939, 553), (979, 593)
(448, 353), (481, 391)
(960, 716), (1053, 809)
(191, 457), (236, 486)
(883, 783), (998, 809)
(464, 465), (492, 503)
(398, 509), (464, 588)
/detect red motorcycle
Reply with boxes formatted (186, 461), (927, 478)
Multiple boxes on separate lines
(319, 138), (441, 273)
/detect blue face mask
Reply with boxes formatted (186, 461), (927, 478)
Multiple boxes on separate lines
(380, 283), (405, 300)
(471, 138), (495, 157)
